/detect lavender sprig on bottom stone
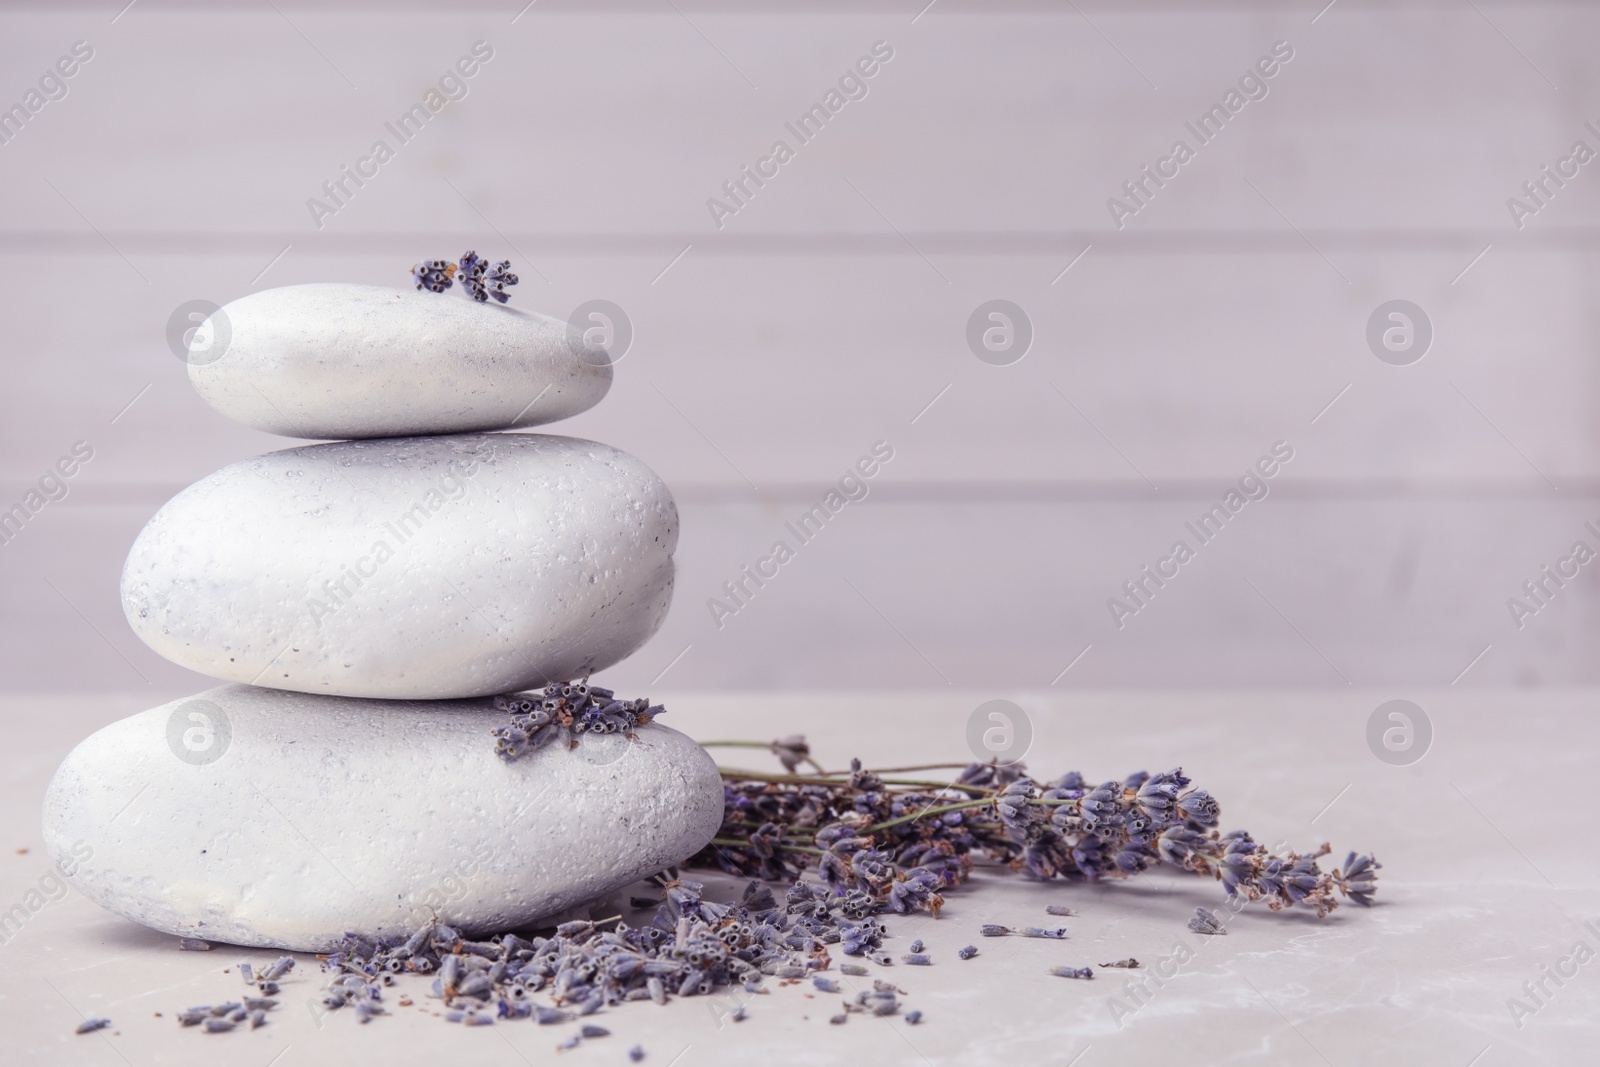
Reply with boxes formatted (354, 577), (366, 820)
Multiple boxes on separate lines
(694, 747), (1380, 920)
(490, 682), (663, 762)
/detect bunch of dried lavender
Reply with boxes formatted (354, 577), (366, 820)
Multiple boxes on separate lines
(485, 687), (1379, 918)
(693, 742), (1380, 920)
(490, 682), (663, 762)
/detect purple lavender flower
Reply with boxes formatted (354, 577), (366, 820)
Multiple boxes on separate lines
(886, 867), (944, 916)
(771, 735), (810, 773)
(1336, 853), (1382, 907)
(996, 780), (1040, 843)
(1134, 770), (1189, 825)
(1157, 825), (1205, 866)
(1219, 834), (1258, 897)
(411, 259), (454, 293)
(457, 251), (488, 301)
(486, 259), (518, 303)
(1177, 789), (1220, 827)
(848, 759), (884, 792)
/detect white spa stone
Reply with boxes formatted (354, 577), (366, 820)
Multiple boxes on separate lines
(187, 283), (611, 439)
(41, 685), (723, 952)
(121, 433), (676, 700)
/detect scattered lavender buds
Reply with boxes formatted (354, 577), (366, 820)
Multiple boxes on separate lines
(1100, 958), (1141, 969)
(75, 1018), (111, 1034)
(1045, 905), (1077, 917)
(854, 986), (900, 1016)
(491, 681), (663, 762)
(285, 877), (901, 1033)
(411, 252), (519, 303)
(976, 923), (1067, 939)
(905, 1009), (924, 1024)
(902, 953), (931, 966)
(259, 956), (295, 982)
(908, 939), (924, 954)
(840, 963), (869, 976)
(1188, 907), (1227, 936)
(957, 945), (977, 960)
(174, 996), (279, 1036)
(1048, 966), (1094, 980)
(630, 1046), (646, 1062)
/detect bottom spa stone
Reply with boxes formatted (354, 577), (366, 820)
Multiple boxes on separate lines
(41, 684), (723, 951)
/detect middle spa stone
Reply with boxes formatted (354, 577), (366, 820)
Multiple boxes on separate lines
(121, 433), (677, 699)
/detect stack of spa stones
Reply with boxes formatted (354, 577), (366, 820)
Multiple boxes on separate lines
(43, 281), (723, 952)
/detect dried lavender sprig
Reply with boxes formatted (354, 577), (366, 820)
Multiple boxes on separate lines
(411, 252), (519, 303)
(490, 681), (663, 762)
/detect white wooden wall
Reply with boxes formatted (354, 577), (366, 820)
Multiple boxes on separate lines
(2, 1), (1596, 693)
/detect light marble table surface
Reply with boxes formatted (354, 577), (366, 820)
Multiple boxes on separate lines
(2, 688), (1594, 1067)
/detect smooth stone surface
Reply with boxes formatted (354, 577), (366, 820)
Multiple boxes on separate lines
(187, 284), (612, 439)
(122, 433), (677, 699)
(41, 685), (724, 952)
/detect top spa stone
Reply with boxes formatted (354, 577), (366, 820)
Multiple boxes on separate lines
(186, 284), (611, 439)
